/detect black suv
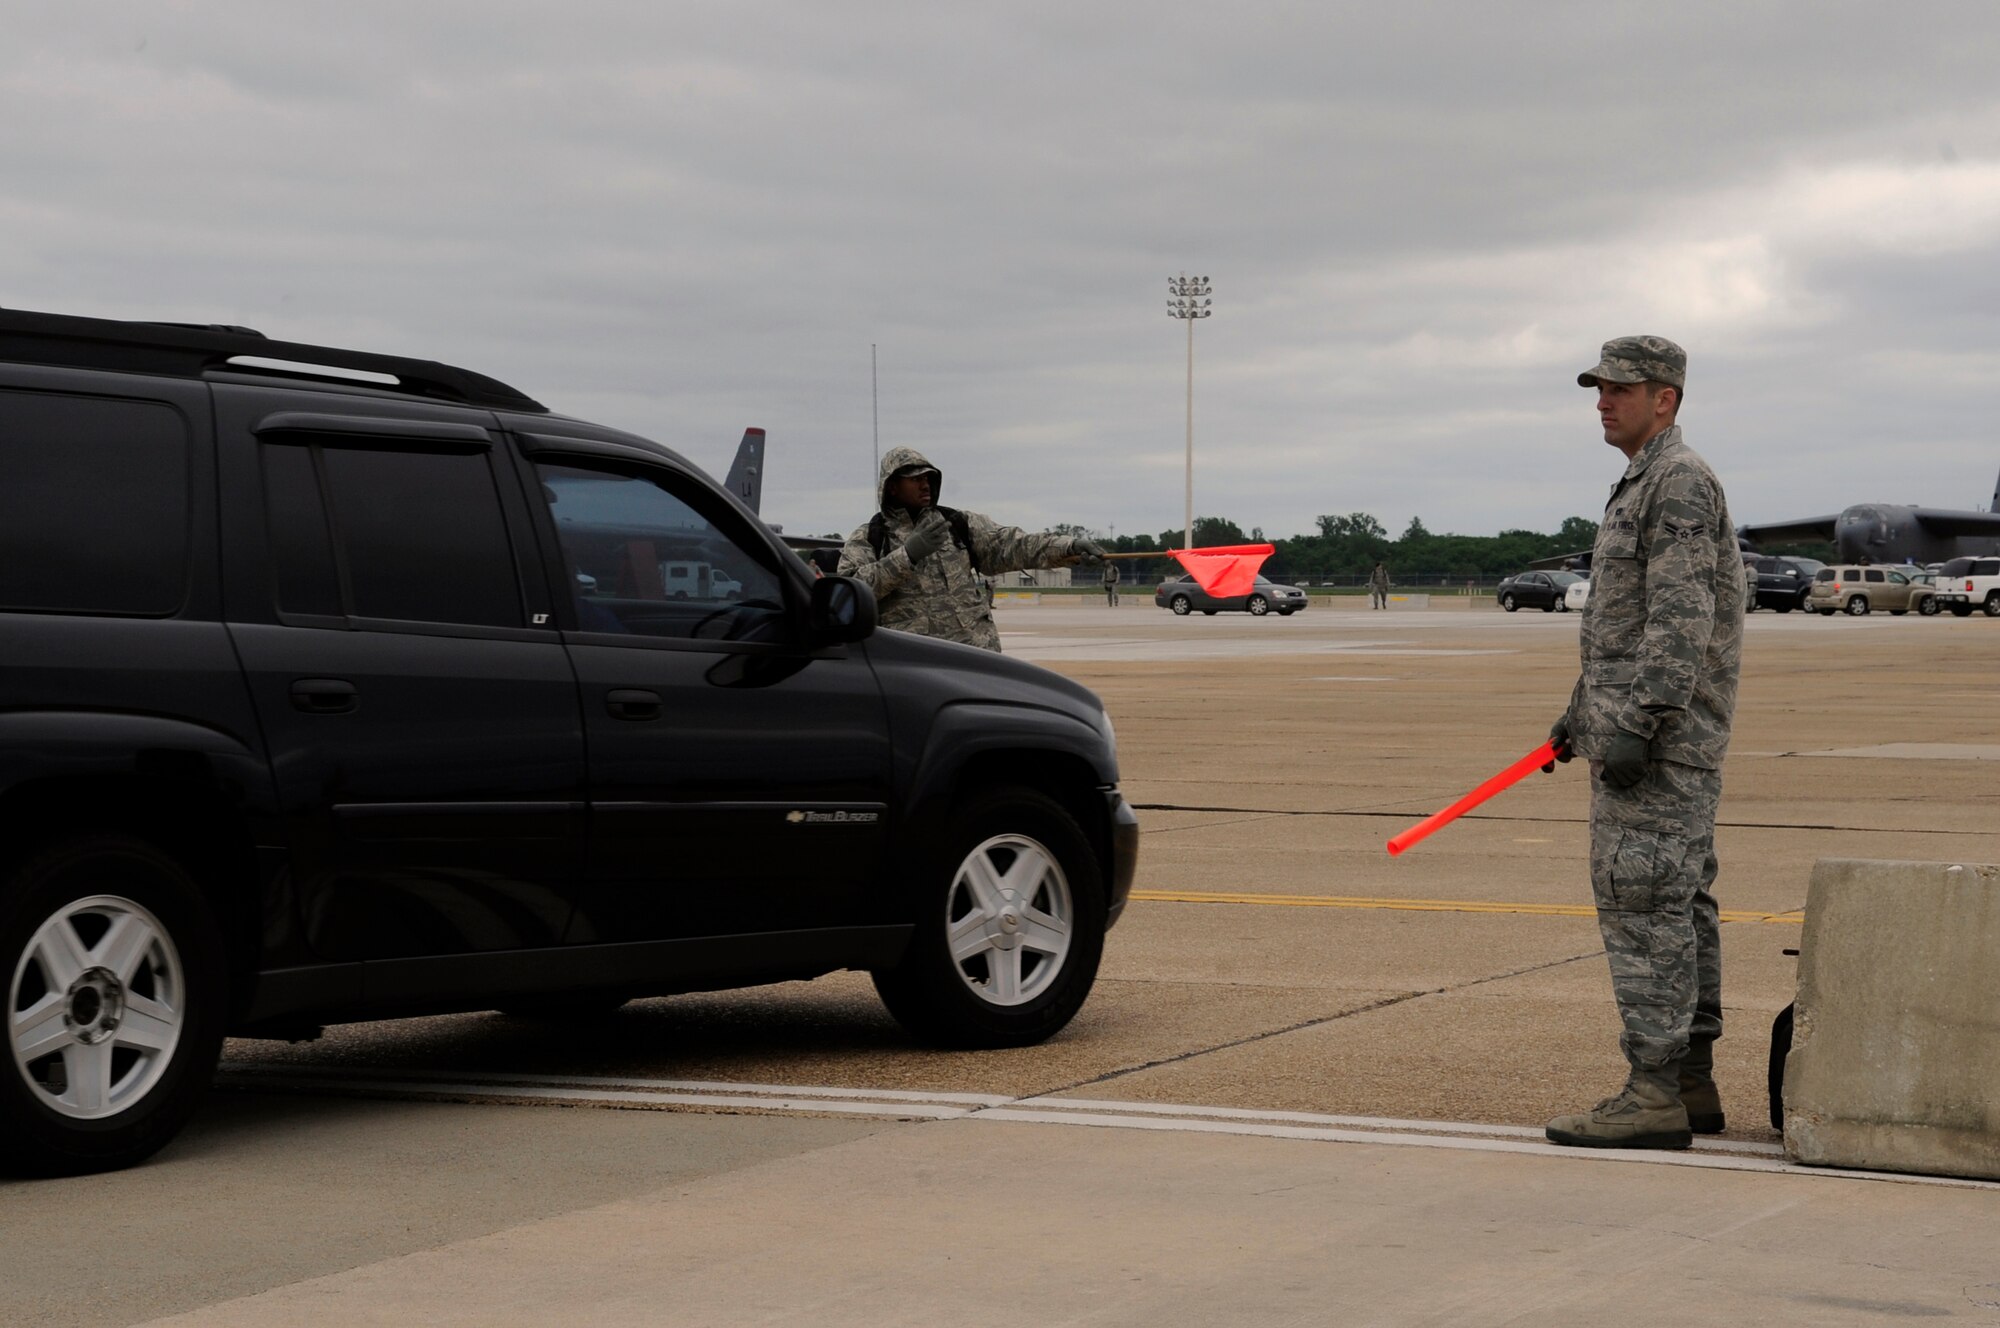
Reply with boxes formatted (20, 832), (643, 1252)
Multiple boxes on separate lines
(1744, 556), (1824, 612)
(0, 309), (1138, 1176)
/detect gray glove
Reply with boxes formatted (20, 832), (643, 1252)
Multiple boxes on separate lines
(901, 511), (949, 565)
(1600, 729), (1650, 789)
(1542, 715), (1574, 773)
(1072, 538), (1107, 560)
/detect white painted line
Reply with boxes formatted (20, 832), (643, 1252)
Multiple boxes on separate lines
(226, 1076), (973, 1119)
(220, 1063), (1011, 1107)
(971, 1109), (2000, 1191)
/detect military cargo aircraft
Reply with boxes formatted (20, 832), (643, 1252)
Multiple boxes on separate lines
(1737, 467), (2000, 565)
(1534, 466), (2000, 571)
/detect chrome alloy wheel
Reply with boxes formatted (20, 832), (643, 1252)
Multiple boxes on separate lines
(945, 833), (1073, 1007)
(9, 895), (185, 1120)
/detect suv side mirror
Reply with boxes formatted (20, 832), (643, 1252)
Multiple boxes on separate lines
(809, 575), (876, 644)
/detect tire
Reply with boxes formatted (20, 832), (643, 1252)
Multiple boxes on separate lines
(1768, 1002), (1795, 1134)
(1951, 605), (1973, 618)
(1, 836), (225, 1177)
(1246, 595), (1269, 616)
(1985, 593), (2000, 618)
(1201, 609), (1216, 616)
(1918, 596), (1940, 617)
(872, 789), (1105, 1049)
(1775, 602), (1792, 614)
(1170, 595), (1192, 616)
(1501, 593), (1518, 612)
(1889, 609), (1906, 616)
(1816, 608), (1835, 616)
(1277, 609), (1294, 616)
(1844, 595), (1869, 616)
(1540, 600), (1555, 612)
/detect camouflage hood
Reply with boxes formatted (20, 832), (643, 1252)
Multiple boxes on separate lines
(877, 445), (943, 514)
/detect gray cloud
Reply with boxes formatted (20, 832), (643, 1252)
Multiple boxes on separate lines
(9, 1), (2000, 543)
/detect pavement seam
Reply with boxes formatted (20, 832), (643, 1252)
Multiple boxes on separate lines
(1030, 947), (1609, 1099)
(1134, 804), (1999, 835)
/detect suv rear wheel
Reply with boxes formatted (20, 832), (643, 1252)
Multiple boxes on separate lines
(1844, 595), (1869, 616)
(1, 836), (225, 1177)
(1986, 593), (2000, 618)
(1917, 595), (1940, 617)
(872, 789), (1105, 1049)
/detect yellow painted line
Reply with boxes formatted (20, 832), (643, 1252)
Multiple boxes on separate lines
(1129, 889), (1804, 925)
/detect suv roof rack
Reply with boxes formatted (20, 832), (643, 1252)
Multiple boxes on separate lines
(0, 307), (547, 413)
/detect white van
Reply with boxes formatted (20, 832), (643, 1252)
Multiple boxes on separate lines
(660, 561), (744, 601)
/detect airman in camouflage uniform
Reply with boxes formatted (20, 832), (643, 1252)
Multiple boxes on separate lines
(1544, 336), (1744, 1151)
(839, 446), (1102, 652)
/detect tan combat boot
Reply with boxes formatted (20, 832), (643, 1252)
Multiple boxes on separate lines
(1678, 1038), (1725, 1134)
(1545, 1072), (1692, 1150)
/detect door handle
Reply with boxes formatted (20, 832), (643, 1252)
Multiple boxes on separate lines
(290, 679), (358, 715)
(606, 688), (662, 721)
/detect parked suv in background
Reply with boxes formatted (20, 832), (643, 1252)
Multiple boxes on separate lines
(1746, 556), (1823, 613)
(1933, 556), (2000, 617)
(1806, 564), (1939, 616)
(0, 309), (1138, 1176)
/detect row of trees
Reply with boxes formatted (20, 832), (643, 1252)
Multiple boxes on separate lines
(1069, 514), (1608, 583)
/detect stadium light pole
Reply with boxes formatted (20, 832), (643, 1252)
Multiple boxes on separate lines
(1167, 274), (1211, 550)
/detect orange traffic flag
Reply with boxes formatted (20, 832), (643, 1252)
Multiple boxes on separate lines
(1168, 543), (1274, 597)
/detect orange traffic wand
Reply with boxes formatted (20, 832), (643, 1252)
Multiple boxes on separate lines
(1386, 740), (1562, 857)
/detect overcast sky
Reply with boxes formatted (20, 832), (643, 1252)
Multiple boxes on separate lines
(9, 2), (2000, 542)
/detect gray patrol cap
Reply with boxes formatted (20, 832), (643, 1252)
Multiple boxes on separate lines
(1578, 335), (1686, 389)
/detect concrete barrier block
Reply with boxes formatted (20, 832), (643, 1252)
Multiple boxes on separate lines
(1783, 858), (2000, 1179)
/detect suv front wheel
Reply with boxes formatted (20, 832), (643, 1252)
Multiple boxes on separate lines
(873, 789), (1105, 1049)
(0, 836), (225, 1177)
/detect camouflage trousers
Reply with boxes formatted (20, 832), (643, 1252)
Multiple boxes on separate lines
(1588, 759), (1724, 1076)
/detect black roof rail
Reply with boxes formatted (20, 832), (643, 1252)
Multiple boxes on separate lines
(0, 307), (547, 413)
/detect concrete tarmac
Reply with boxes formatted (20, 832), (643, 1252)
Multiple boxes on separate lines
(7, 600), (1999, 1325)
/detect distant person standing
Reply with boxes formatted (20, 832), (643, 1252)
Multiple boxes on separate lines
(1544, 336), (1744, 1151)
(1102, 558), (1121, 607)
(838, 447), (1102, 652)
(1368, 562), (1391, 610)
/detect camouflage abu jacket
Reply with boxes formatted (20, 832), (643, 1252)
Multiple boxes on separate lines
(1567, 425), (1744, 769)
(838, 445), (1082, 652)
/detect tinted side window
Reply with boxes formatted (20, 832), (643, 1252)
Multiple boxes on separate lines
(318, 446), (523, 628)
(1976, 560), (2000, 576)
(1815, 569), (1835, 582)
(1940, 558), (1973, 577)
(0, 390), (188, 615)
(260, 442), (343, 618)
(1863, 569), (1885, 583)
(534, 461), (787, 643)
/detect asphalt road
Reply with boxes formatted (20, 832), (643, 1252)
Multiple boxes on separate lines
(8, 599), (2000, 1326)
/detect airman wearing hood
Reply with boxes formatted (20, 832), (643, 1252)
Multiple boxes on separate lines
(837, 445), (1102, 651)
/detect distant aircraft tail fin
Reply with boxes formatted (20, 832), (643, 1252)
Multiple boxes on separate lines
(1991, 464), (1998, 514)
(724, 428), (765, 514)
